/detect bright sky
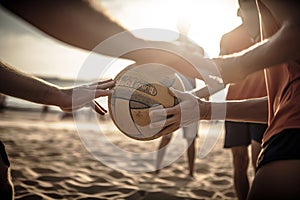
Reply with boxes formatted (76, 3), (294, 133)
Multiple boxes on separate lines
(0, 0), (241, 80)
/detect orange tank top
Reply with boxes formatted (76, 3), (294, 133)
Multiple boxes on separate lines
(220, 25), (267, 100)
(258, 1), (300, 143)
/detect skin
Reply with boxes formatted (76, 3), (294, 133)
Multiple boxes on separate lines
(0, 155), (13, 200)
(222, 5), (264, 199)
(154, 19), (201, 178)
(2, 1), (300, 119)
(0, 1), (207, 199)
(155, 134), (196, 177)
(150, 1), (300, 199)
(0, 0), (205, 80)
(150, 0), (300, 131)
(0, 60), (115, 114)
(1, 0), (300, 199)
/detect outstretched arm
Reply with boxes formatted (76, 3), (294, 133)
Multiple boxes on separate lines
(0, 60), (114, 114)
(219, 1), (300, 83)
(149, 91), (268, 136)
(0, 0), (130, 54)
(0, 0), (208, 80)
(202, 96), (268, 123)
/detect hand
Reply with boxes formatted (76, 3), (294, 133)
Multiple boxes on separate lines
(57, 79), (115, 115)
(149, 88), (201, 136)
(126, 41), (222, 83)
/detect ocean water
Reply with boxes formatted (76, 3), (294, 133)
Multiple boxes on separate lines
(2, 77), (93, 112)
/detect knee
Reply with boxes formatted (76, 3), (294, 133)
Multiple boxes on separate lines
(187, 139), (195, 147)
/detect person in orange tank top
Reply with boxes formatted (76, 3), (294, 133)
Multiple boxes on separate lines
(149, 0), (300, 199)
(220, 7), (267, 200)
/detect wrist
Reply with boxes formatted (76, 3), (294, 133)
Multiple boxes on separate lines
(199, 100), (211, 120)
(45, 85), (62, 107)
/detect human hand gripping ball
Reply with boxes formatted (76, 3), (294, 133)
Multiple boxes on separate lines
(60, 79), (115, 114)
(149, 87), (200, 136)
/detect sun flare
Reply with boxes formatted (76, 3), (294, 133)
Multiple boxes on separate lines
(0, 0), (241, 80)
(102, 0), (241, 57)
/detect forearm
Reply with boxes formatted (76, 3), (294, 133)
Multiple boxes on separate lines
(0, 0), (187, 65)
(0, 60), (61, 106)
(220, 23), (300, 84)
(200, 96), (268, 123)
(0, 0), (211, 77)
(192, 84), (225, 99)
(0, 0), (144, 60)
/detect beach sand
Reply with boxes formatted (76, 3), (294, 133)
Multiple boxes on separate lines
(0, 109), (253, 200)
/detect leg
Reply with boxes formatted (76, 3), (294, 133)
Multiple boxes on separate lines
(231, 146), (250, 200)
(248, 160), (300, 200)
(249, 123), (266, 171)
(224, 121), (251, 200)
(182, 122), (198, 177)
(250, 140), (261, 172)
(186, 138), (196, 177)
(248, 129), (300, 199)
(0, 141), (14, 200)
(155, 134), (172, 174)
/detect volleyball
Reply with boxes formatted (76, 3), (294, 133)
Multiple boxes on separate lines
(108, 63), (185, 141)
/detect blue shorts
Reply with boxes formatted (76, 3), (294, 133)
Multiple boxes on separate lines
(224, 121), (267, 148)
(256, 129), (300, 171)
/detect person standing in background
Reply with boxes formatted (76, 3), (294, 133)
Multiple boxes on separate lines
(155, 18), (203, 178)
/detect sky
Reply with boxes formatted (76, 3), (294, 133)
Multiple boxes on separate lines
(0, 0), (241, 80)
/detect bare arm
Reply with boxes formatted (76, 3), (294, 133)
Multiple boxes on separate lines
(201, 96), (268, 123)
(149, 92), (268, 135)
(220, 1), (300, 83)
(0, 60), (60, 105)
(0, 0), (130, 53)
(0, 0), (206, 80)
(0, 60), (114, 114)
(0, 0), (153, 63)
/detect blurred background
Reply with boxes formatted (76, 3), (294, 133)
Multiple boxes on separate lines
(0, 0), (240, 111)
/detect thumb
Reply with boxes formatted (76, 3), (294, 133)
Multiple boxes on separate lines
(169, 87), (185, 99)
(94, 89), (114, 98)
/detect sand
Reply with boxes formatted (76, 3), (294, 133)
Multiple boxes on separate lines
(0, 109), (251, 200)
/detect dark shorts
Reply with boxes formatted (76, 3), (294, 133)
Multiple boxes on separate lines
(0, 140), (10, 167)
(224, 121), (267, 148)
(256, 129), (300, 171)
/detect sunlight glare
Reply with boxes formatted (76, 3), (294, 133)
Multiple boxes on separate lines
(102, 0), (241, 57)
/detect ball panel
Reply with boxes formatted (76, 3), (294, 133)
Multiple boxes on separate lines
(136, 123), (165, 140)
(110, 98), (143, 138)
(131, 83), (177, 108)
(129, 83), (178, 133)
(130, 106), (166, 140)
(130, 108), (151, 127)
(129, 91), (160, 108)
(112, 86), (135, 101)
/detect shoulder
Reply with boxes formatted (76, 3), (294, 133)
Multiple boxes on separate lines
(220, 25), (253, 54)
(221, 25), (246, 44)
